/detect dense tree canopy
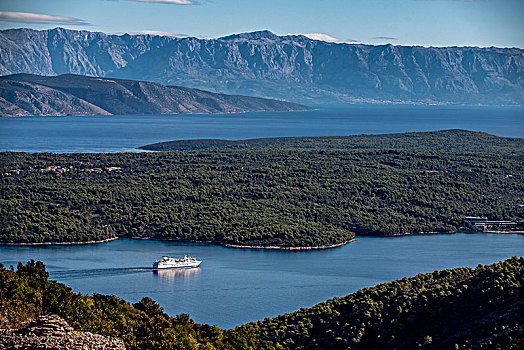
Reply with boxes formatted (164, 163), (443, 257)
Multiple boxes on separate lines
(245, 256), (524, 349)
(140, 129), (524, 155)
(1, 130), (523, 246)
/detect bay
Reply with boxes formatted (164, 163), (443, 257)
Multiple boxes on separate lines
(1, 104), (523, 328)
(1, 233), (522, 328)
(0, 105), (522, 153)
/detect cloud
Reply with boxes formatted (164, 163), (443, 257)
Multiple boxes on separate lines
(295, 33), (359, 44)
(126, 0), (196, 4)
(372, 36), (398, 40)
(0, 11), (90, 25)
(121, 30), (189, 37)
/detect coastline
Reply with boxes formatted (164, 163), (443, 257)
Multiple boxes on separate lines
(0, 237), (119, 246)
(220, 239), (355, 250)
(482, 230), (524, 234)
(1, 229), (521, 248)
(0, 237), (355, 250)
(2, 106), (314, 119)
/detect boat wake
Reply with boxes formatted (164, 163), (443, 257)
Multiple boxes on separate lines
(51, 267), (152, 279)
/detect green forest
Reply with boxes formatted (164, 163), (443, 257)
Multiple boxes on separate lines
(2, 257), (522, 349)
(245, 256), (524, 349)
(139, 129), (524, 154)
(1, 130), (523, 246)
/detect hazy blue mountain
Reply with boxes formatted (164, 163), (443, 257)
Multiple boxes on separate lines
(0, 73), (311, 117)
(1, 27), (523, 105)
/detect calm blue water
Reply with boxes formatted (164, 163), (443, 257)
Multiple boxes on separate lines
(0, 105), (522, 153)
(1, 105), (523, 327)
(1, 233), (522, 328)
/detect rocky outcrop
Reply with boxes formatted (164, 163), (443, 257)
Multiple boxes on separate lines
(0, 28), (523, 105)
(0, 314), (125, 349)
(0, 73), (311, 117)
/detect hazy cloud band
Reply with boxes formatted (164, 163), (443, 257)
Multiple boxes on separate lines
(0, 11), (90, 26)
(126, 0), (196, 4)
(372, 36), (398, 40)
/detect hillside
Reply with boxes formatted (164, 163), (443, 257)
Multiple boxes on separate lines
(0, 260), (275, 350)
(1, 131), (523, 245)
(2, 258), (522, 349)
(245, 256), (524, 349)
(0, 28), (523, 105)
(0, 73), (311, 117)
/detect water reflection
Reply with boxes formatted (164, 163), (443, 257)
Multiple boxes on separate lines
(153, 268), (201, 283)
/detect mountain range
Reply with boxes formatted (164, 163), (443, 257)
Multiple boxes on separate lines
(0, 74), (310, 117)
(1, 27), (523, 105)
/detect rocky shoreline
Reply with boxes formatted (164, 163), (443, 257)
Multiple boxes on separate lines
(220, 239), (355, 250)
(0, 237), (119, 246)
(1, 236), (356, 250)
(1, 229), (521, 249)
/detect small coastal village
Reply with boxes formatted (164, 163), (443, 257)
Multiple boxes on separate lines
(4, 165), (122, 176)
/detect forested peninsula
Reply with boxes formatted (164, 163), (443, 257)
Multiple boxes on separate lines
(1, 130), (523, 246)
(2, 257), (522, 349)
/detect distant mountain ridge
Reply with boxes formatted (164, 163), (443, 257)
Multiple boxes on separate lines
(1, 28), (523, 105)
(0, 73), (311, 117)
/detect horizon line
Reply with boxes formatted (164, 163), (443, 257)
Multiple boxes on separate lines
(0, 26), (522, 50)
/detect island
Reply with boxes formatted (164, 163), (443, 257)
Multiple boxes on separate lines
(1, 130), (522, 247)
(0, 74), (312, 117)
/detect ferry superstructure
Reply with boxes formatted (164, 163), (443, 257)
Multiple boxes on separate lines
(153, 256), (202, 269)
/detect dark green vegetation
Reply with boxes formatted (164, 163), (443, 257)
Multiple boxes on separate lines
(0, 260), (276, 350)
(1, 130), (523, 245)
(0, 73), (310, 117)
(140, 129), (524, 154)
(2, 258), (522, 349)
(245, 256), (524, 349)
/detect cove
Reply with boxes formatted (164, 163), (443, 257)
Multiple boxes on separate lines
(1, 232), (522, 328)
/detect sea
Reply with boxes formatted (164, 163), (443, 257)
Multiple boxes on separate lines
(0, 104), (523, 328)
(1, 234), (522, 328)
(0, 104), (523, 153)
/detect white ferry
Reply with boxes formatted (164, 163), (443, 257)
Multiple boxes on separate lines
(153, 256), (202, 269)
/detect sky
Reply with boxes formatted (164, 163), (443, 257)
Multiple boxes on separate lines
(0, 0), (523, 48)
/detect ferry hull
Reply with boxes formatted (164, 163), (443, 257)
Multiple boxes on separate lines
(153, 261), (201, 269)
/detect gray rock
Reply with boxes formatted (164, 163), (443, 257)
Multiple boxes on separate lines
(0, 73), (311, 117)
(0, 28), (523, 105)
(0, 314), (125, 350)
